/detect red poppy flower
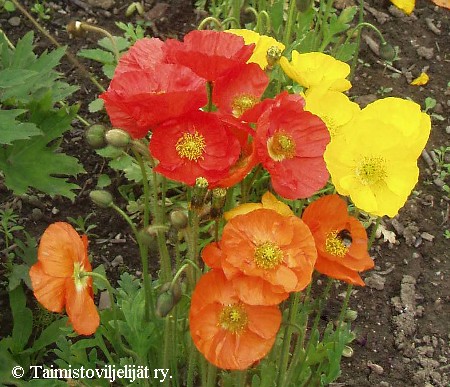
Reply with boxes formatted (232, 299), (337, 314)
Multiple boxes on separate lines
(100, 64), (207, 139)
(29, 222), (99, 335)
(190, 270), (281, 370)
(113, 37), (166, 75)
(254, 92), (330, 199)
(164, 30), (254, 81)
(149, 111), (242, 186)
(213, 63), (269, 117)
(202, 208), (317, 305)
(302, 195), (374, 286)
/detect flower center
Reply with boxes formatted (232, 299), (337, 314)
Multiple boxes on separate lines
(267, 132), (296, 161)
(72, 262), (89, 291)
(219, 304), (248, 334)
(254, 241), (284, 269)
(231, 94), (258, 117)
(325, 230), (350, 258)
(355, 156), (387, 185)
(175, 131), (206, 161)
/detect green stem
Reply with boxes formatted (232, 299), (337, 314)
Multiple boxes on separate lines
(198, 16), (223, 30)
(368, 217), (381, 249)
(133, 150), (151, 228)
(231, 0), (242, 28)
(186, 343), (198, 387)
(206, 81), (213, 112)
(283, 0), (297, 47)
(277, 292), (300, 386)
(206, 362), (217, 387)
(336, 283), (353, 329)
(83, 272), (141, 361)
(79, 22), (120, 63)
(111, 203), (139, 238)
(350, 0), (365, 79)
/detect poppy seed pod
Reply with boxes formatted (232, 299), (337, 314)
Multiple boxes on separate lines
(190, 177), (209, 210)
(266, 46), (283, 69)
(105, 129), (131, 148)
(85, 124), (107, 149)
(379, 42), (396, 62)
(210, 188), (227, 219)
(89, 190), (114, 208)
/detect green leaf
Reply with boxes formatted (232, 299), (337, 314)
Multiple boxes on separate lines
(0, 109), (42, 144)
(102, 63), (116, 79)
(97, 36), (130, 53)
(0, 101), (85, 200)
(77, 48), (115, 64)
(96, 173), (111, 188)
(88, 97), (104, 113)
(4, 1), (16, 11)
(7, 264), (29, 291)
(9, 285), (33, 354)
(29, 318), (68, 353)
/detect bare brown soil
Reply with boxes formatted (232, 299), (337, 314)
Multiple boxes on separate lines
(0, 0), (449, 386)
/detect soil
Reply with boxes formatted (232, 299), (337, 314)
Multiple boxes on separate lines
(0, 0), (449, 386)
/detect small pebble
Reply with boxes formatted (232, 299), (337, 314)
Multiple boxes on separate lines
(8, 16), (21, 26)
(111, 255), (123, 267)
(367, 361), (384, 375)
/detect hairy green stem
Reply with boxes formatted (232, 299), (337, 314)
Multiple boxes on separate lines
(133, 150), (151, 228)
(283, 0), (297, 47)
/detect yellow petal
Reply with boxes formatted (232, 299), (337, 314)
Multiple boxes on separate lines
(410, 72), (429, 86)
(390, 0), (415, 14)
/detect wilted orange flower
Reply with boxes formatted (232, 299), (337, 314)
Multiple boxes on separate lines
(29, 222), (99, 335)
(202, 208), (317, 305)
(190, 270), (281, 370)
(302, 195), (374, 286)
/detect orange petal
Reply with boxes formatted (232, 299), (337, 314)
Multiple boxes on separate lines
(29, 262), (66, 312)
(246, 304), (281, 339)
(201, 242), (224, 269)
(231, 275), (289, 305)
(315, 258), (366, 286)
(431, 0), (450, 8)
(65, 278), (99, 335)
(38, 222), (86, 278)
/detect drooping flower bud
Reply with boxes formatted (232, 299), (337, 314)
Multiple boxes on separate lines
(156, 281), (182, 318)
(170, 210), (189, 230)
(266, 46), (283, 70)
(190, 177), (209, 211)
(89, 190), (114, 208)
(66, 20), (86, 38)
(85, 124), (107, 149)
(210, 188), (227, 220)
(379, 42), (396, 62)
(345, 309), (358, 322)
(105, 129), (131, 148)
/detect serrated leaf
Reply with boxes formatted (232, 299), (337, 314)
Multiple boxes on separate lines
(10, 285), (33, 354)
(7, 264), (30, 291)
(102, 63), (116, 79)
(77, 48), (115, 64)
(98, 36), (130, 53)
(0, 109), (42, 144)
(0, 103), (85, 200)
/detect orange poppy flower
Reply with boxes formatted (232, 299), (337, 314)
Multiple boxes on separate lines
(302, 195), (374, 286)
(189, 270), (281, 370)
(29, 222), (99, 335)
(202, 208), (317, 305)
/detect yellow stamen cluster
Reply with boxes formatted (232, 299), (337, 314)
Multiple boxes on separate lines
(355, 156), (387, 186)
(254, 241), (284, 269)
(219, 304), (248, 334)
(325, 230), (349, 258)
(232, 94), (258, 117)
(175, 131), (206, 161)
(267, 132), (296, 161)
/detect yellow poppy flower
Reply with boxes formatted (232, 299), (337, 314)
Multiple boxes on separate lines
(224, 191), (293, 220)
(324, 118), (421, 217)
(355, 97), (430, 158)
(304, 87), (360, 138)
(390, 0), (415, 15)
(226, 29), (285, 70)
(280, 51), (352, 92)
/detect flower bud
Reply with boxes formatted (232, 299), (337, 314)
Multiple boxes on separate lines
(210, 188), (227, 219)
(85, 124), (107, 149)
(345, 309), (358, 322)
(170, 210), (189, 230)
(379, 42), (396, 62)
(66, 20), (86, 38)
(190, 177), (209, 211)
(89, 190), (114, 208)
(156, 281), (182, 318)
(266, 46), (283, 70)
(296, 0), (313, 13)
(131, 140), (151, 159)
(105, 129), (131, 148)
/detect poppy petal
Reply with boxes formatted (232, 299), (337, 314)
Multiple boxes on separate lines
(29, 262), (66, 312)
